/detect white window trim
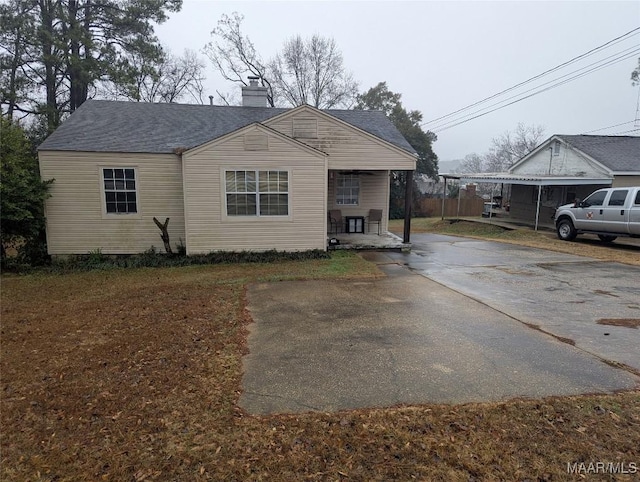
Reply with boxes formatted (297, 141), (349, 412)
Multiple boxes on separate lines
(99, 165), (142, 219)
(221, 168), (292, 222)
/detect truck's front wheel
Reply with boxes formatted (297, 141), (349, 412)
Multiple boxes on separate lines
(557, 219), (577, 241)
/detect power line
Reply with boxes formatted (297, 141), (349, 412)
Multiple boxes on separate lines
(430, 47), (639, 132)
(609, 128), (640, 135)
(430, 49), (640, 133)
(422, 26), (640, 129)
(582, 120), (636, 134)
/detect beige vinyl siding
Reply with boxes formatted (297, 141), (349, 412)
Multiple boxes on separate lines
(328, 170), (390, 233)
(266, 109), (416, 171)
(39, 151), (185, 255)
(183, 126), (327, 254)
(612, 175), (640, 187)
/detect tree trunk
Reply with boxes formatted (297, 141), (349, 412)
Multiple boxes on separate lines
(153, 217), (173, 254)
(39, 0), (60, 133)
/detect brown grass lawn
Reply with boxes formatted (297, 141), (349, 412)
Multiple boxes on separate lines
(2, 252), (639, 481)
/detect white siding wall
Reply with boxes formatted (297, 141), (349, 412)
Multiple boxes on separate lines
(183, 127), (327, 253)
(266, 112), (416, 170)
(327, 170), (390, 233)
(39, 151), (185, 255)
(511, 143), (610, 177)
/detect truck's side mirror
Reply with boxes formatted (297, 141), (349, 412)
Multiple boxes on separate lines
(573, 199), (581, 208)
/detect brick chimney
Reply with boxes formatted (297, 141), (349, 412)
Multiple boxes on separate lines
(242, 76), (268, 107)
(465, 183), (477, 198)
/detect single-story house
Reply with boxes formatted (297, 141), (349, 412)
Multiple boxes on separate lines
(446, 134), (639, 228)
(38, 82), (417, 255)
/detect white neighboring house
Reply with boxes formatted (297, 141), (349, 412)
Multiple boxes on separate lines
(451, 135), (640, 228)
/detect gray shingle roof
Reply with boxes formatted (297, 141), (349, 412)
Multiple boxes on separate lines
(557, 135), (640, 172)
(38, 100), (417, 155)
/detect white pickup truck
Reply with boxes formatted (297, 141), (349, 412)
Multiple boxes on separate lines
(554, 186), (640, 242)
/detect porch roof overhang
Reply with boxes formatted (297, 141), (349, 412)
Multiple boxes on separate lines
(439, 173), (613, 186)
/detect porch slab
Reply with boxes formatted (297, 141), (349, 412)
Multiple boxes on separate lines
(328, 231), (410, 251)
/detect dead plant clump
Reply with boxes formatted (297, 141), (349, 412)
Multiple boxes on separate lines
(2, 260), (640, 481)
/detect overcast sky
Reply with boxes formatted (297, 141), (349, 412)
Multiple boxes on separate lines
(155, 0), (640, 164)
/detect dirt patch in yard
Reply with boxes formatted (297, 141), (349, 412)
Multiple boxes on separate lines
(597, 318), (640, 329)
(2, 257), (640, 481)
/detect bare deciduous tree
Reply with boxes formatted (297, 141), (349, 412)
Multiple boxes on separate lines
(457, 152), (485, 174)
(109, 49), (206, 104)
(269, 34), (358, 108)
(484, 123), (545, 172)
(458, 123), (545, 174)
(204, 12), (358, 108)
(456, 123), (545, 197)
(203, 12), (274, 106)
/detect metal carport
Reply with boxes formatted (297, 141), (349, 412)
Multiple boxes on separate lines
(439, 173), (613, 231)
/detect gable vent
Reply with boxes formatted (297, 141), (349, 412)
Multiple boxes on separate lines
(244, 133), (269, 151)
(293, 117), (318, 139)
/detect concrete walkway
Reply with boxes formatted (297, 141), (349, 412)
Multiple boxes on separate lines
(240, 238), (639, 414)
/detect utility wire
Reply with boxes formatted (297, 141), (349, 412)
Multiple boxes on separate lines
(422, 26), (640, 128)
(609, 128), (640, 135)
(431, 49), (640, 133)
(582, 120), (636, 134)
(430, 47), (639, 131)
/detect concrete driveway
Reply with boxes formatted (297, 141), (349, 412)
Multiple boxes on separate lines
(240, 235), (639, 414)
(388, 234), (640, 372)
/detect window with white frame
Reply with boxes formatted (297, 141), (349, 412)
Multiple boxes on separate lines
(103, 168), (137, 214)
(225, 170), (289, 216)
(336, 173), (359, 205)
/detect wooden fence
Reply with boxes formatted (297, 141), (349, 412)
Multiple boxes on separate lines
(415, 198), (485, 218)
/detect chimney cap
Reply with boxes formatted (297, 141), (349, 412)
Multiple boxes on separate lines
(247, 75), (260, 86)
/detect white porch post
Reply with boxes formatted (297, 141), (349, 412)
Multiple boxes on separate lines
(403, 170), (413, 243)
(456, 180), (461, 218)
(534, 184), (542, 231)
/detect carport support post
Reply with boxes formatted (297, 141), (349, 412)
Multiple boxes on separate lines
(441, 176), (447, 220)
(403, 170), (413, 243)
(534, 184), (542, 231)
